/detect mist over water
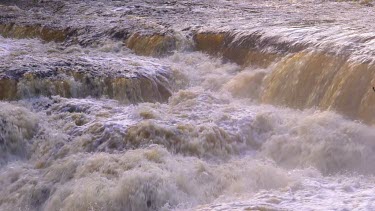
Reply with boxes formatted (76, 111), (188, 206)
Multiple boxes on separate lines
(1, 0), (375, 210)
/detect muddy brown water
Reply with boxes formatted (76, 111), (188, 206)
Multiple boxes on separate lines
(0, 0), (375, 210)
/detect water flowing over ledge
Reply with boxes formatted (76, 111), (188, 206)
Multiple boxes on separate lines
(0, 37), (172, 103)
(1, 0), (375, 211)
(2, 0), (375, 123)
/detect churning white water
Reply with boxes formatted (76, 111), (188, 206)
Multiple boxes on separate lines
(1, 0), (375, 210)
(0, 47), (375, 210)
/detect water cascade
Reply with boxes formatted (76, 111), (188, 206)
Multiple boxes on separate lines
(1, 0), (375, 210)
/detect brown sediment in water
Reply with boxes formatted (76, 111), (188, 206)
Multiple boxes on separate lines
(0, 24), (373, 124)
(2, 1), (375, 210)
(190, 31), (375, 124)
(0, 23), (177, 56)
(193, 32), (306, 68)
(0, 70), (171, 103)
(126, 33), (177, 57)
(193, 32), (375, 124)
(0, 23), (68, 42)
(0, 78), (17, 100)
(261, 51), (375, 124)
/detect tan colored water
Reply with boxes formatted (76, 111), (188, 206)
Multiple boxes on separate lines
(1, 0), (375, 210)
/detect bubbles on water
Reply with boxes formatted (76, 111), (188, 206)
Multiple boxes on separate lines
(193, 174), (375, 211)
(0, 102), (39, 165)
(0, 146), (300, 211)
(2, 0), (375, 208)
(223, 69), (268, 100)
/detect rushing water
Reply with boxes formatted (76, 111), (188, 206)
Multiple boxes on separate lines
(1, 0), (375, 210)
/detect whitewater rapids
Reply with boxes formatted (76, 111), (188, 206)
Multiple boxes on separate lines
(0, 48), (374, 210)
(1, 0), (375, 210)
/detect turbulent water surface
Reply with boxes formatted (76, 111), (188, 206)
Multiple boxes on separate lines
(0, 0), (375, 210)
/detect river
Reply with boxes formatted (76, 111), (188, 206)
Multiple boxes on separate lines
(0, 0), (375, 210)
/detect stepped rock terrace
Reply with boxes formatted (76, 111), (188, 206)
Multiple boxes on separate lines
(0, 0), (375, 211)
